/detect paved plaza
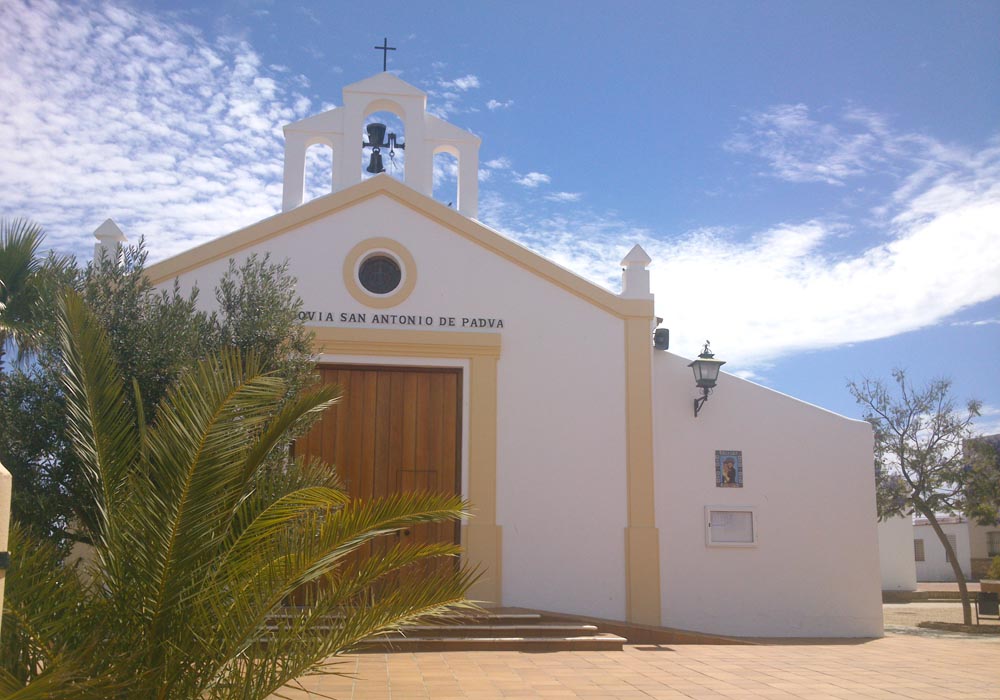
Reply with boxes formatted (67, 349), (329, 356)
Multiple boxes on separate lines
(281, 630), (999, 700)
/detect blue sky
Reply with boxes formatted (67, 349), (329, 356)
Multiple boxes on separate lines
(1, 0), (998, 428)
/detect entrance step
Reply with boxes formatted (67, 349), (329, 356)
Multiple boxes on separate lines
(360, 610), (626, 652)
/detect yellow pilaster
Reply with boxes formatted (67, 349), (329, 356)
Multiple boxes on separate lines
(463, 353), (502, 604)
(623, 311), (662, 625)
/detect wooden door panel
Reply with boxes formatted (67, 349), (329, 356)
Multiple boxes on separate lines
(296, 366), (461, 551)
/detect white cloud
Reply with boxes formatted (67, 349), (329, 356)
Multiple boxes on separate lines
(951, 319), (1000, 327)
(425, 74), (480, 118)
(432, 151), (459, 190)
(545, 192), (582, 202)
(484, 157), (512, 170)
(974, 404), (1000, 437)
(440, 74), (480, 91)
(486, 129), (1000, 370)
(514, 172), (551, 188)
(0, 0), (316, 261)
(487, 99), (513, 111)
(726, 103), (911, 185)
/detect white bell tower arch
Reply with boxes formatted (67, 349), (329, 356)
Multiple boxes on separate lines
(282, 73), (481, 218)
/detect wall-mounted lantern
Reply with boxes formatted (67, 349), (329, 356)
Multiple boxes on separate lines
(688, 341), (725, 417)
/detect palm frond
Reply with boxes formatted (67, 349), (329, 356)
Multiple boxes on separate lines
(10, 296), (476, 699)
(57, 292), (138, 554)
(0, 218), (52, 365)
(0, 524), (127, 699)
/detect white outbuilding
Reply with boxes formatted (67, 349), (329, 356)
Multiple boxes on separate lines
(138, 72), (883, 638)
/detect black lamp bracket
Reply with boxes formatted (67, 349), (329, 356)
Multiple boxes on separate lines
(693, 387), (713, 418)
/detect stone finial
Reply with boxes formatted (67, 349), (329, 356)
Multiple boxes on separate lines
(620, 244), (652, 299)
(621, 244), (652, 268)
(93, 218), (127, 262)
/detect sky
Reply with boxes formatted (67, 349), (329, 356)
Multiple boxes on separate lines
(1, 0), (998, 429)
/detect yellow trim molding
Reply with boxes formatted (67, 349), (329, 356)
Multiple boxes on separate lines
(146, 175), (654, 321)
(311, 325), (502, 604)
(312, 327), (500, 358)
(342, 237), (417, 308)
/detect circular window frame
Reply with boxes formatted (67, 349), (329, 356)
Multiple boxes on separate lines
(343, 237), (417, 308)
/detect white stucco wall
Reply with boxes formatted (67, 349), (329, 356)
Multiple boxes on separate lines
(968, 520), (1000, 560)
(159, 194), (630, 620)
(913, 521), (971, 581)
(652, 352), (883, 638)
(877, 516), (917, 591)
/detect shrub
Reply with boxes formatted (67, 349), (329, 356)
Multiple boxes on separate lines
(986, 555), (1000, 581)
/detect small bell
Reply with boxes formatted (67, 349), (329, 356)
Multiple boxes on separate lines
(366, 150), (385, 174)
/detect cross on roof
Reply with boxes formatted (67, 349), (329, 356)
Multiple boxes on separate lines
(374, 38), (396, 72)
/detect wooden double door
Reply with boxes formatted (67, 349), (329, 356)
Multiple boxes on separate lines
(297, 365), (463, 552)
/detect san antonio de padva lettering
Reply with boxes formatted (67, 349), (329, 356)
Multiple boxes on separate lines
(297, 310), (504, 329)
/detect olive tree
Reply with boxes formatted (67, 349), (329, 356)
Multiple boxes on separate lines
(849, 369), (983, 625)
(0, 233), (317, 547)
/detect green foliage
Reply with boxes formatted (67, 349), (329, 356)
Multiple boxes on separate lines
(849, 369), (982, 521)
(0, 218), (45, 369)
(0, 219), (82, 543)
(873, 469), (910, 524)
(0, 369), (77, 543)
(1, 294), (475, 699)
(1, 228), (320, 547)
(963, 435), (1000, 527)
(0, 524), (120, 699)
(81, 243), (214, 420)
(849, 369), (984, 624)
(0, 218), (74, 370)
(987, 556), (1000, 581)
(213, 254), (314, 398)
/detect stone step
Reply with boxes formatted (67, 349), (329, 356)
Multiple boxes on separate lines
(359, 634), (626, 653)
(432, 612), (545, 624)
(270, 609), (544, 623)
(370, 623), (600, 639)
(270, 607), (628, 652)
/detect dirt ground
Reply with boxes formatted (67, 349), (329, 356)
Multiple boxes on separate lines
(883, 600), (1000, 630)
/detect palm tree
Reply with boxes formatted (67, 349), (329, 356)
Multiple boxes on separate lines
(0, 218), (73, 372)
(0, 293), (476, 699)
(0, 218), (46, 371)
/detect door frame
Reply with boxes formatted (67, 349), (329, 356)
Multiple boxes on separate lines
(311, 326), (503, 604)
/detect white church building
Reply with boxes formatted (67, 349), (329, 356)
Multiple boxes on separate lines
(124, 72), (883, 638)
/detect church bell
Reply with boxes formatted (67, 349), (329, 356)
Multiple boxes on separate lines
(366, 151), (385, 174)
(365, 122), (388, 173)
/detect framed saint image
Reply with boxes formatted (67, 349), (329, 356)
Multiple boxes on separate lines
(715, 450), (743, 487)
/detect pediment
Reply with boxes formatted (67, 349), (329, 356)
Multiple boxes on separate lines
(146, 175), (651, 319)
(343, 72), (427, 98)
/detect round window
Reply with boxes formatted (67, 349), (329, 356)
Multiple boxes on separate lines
(358, 254), (402, 295)
(343, 238), (416, 308)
